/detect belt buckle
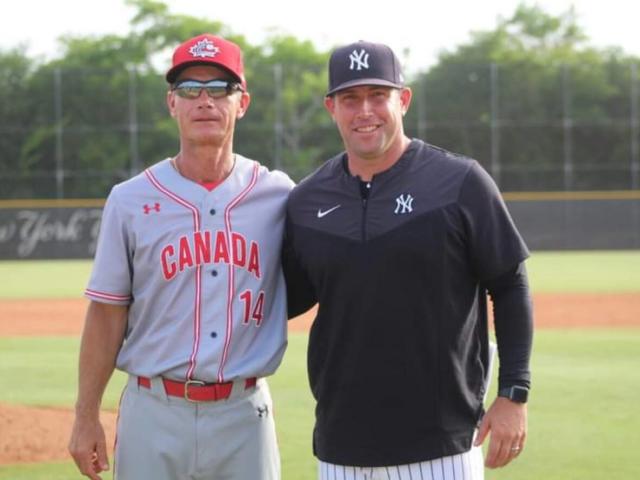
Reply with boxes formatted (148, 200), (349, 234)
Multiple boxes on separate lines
(184, 379), (206, 402)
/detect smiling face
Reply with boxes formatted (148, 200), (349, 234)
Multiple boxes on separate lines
(324, 85), (412, 168)
(167, 65), (250, 149)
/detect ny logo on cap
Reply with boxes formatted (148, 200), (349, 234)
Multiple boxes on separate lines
(189, 38), (220, 59)
(349, 49), (370, 71)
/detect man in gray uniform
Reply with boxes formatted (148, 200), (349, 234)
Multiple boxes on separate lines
(69, 33), (293, 480)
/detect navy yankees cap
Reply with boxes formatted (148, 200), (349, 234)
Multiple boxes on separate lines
(326, 40), (404, 96)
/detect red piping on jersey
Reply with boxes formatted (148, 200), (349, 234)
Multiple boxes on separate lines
(144, 168), (203, 381)
(217, 161), (260, 383)
(85, 288), (131, 302)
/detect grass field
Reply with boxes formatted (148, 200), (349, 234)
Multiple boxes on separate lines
(1, 250), (639, 299)
(1, 251), (639, 479)
(526, 250), (640, 292)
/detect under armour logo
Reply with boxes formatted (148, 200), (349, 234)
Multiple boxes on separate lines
(257, 405), (269, 418)
(394, 194), (414, 214)
(189, 38), (220, 59)
(143, 203), (161, 214)
(349, 49), (369, 71)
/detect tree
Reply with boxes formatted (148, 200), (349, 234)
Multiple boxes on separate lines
(406, 3), (640, 190)
(3, 1), (638, 198)
(239, 34), (337, 179)
(0, 0), (334, 198)
(0, 49), (33, 162)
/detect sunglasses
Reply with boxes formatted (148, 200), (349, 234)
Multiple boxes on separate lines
(172, 79), (244, 99)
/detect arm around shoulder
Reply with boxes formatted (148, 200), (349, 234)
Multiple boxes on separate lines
(281, 218), (317, 318)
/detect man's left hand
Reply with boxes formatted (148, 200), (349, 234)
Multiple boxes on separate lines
(473, 397), (527, 468)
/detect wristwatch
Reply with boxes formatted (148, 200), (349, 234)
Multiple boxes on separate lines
(498, 385), (529, 403)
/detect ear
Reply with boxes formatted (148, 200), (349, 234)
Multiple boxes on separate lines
(399, 87), (412, 116)
(236, 92), (251, 120)
(167, 90), (177, 118)
(324, 96), (336, 120)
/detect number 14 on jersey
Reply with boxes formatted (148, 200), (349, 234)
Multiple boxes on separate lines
(240, 290), (265, 326)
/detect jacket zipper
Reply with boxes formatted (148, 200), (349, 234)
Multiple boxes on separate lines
(360, 181), (371, 242)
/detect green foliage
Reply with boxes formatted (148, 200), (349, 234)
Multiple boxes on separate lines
(405, 3), (640, 191)
(239, 34), (338, 178)
(0, 49), (37, 182)
(1, 1), (639, 197)
(0, 0), (333, 196)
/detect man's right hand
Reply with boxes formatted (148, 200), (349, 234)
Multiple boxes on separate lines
(69, 301), (127, 478)
(68, 416), (110, 480)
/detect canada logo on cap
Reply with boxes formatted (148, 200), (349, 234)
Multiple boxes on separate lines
(188, 38), (220, 59)
(166, 34), (246, 88)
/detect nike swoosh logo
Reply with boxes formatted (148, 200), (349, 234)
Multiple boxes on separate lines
(317, 205), (341, 218)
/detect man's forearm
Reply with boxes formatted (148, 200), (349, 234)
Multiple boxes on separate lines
(485, 262), (534, 389)
(75, 301), (128, 416)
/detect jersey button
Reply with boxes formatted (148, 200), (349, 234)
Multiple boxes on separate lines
(211, 270), (218, 277)
(210, 331), (217, 338)
(209, 208), (216, 215)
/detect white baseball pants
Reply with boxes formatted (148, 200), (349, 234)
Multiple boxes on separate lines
(318, 447), (484, 480)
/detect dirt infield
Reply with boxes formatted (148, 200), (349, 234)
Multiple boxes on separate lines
(1, 293), (638, 465)
(0, 403), (117, 464)
(2, 293), (639, 337)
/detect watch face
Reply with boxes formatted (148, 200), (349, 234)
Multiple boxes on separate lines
(511, 386), (529, 403)
(499, 386), (529, 403)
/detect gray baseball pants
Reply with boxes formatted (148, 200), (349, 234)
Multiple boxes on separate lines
(114, 375), (280, 479)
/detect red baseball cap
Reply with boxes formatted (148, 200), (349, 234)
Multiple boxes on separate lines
(166, 34), (246, 88)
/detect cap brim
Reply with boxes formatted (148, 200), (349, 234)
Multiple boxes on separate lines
(166, 61), (243, 85)
(326, 78), (404, 96)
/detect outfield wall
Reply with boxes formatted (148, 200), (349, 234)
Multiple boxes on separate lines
(0, 200), (104, 259)
(0, 193), (639, 259)
(505, 191), (640, 250)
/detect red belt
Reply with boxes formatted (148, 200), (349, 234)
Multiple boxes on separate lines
(138, 376), (257, 402)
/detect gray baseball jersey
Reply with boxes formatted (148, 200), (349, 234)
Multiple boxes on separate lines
(85, 155), (293, 383)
